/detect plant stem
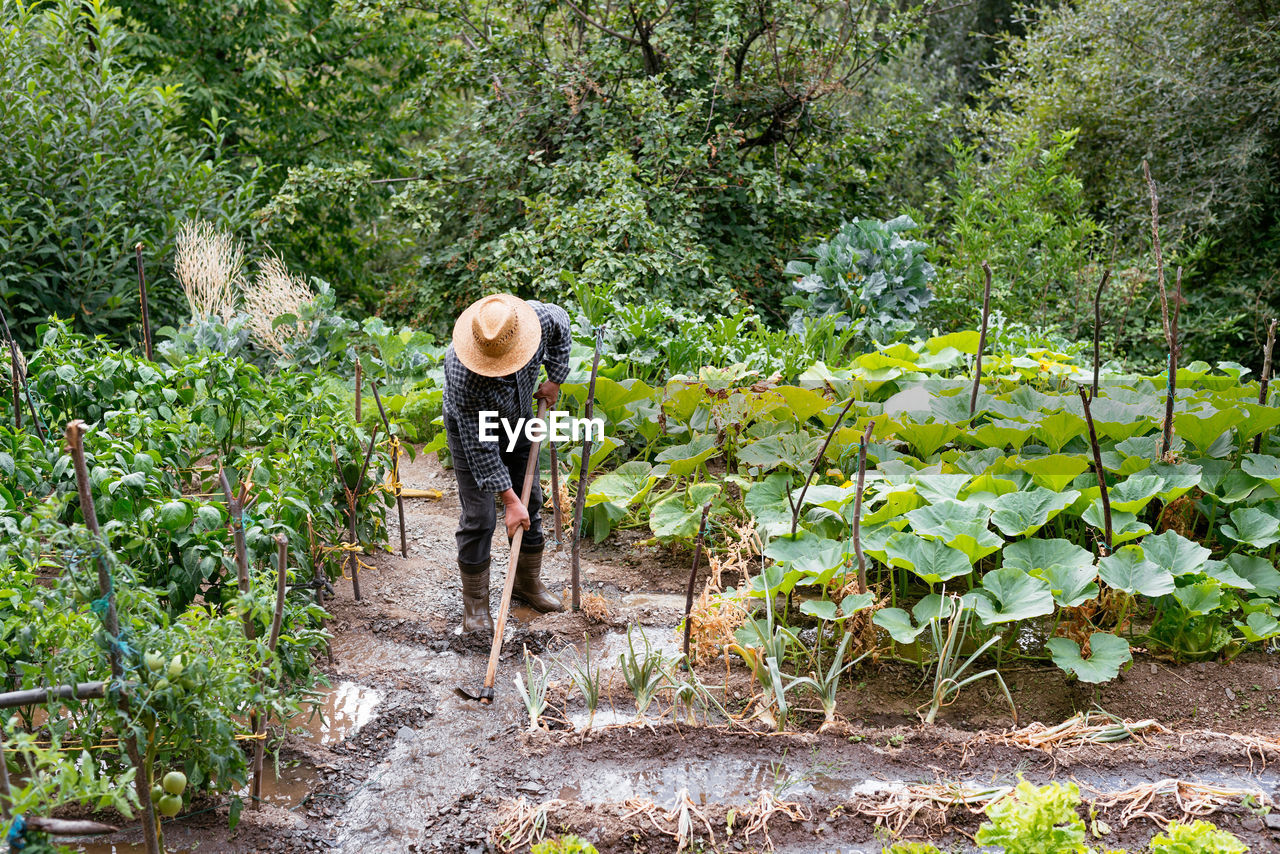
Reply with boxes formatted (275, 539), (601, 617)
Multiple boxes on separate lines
(969, 260), (992, 418)
(0, 305), (42, 440)
(368, 380), (406, 557)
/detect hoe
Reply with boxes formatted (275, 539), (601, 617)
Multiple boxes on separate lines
(456, 398), (549, 704)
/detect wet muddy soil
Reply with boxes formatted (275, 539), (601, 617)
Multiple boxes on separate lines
(72, 450), (1280, 853)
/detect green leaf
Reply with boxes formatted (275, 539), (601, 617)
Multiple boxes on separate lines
(1220, 506), (1280, 548)
(873, 607), (925, 643)
(1172, 581), (1222, 616)
(654, 434), (719, 477)
(1173, 406), (1243, 451)
(884, 533), (971, 584)
(972, 569), (1055, 625)
(158, 500), (193, 532)
(1018, 454), (1090, 492)
(1098, 546), (1174, 597)
(989, 488), (1079, 537)
(895, 420), (962, 458)
(1032, 563), (1099, 608)
(1033, 409), (1087, 452)
(1140, 530), (1211, 577)
(1002, 538), (1094, 573)
(1046, 633), (1131, 683)
(840, 592), (876, 614)
(800, 599), (838, 621)
(1237, 611), (1280, 642)
(1106, 474), (1164, 513)
(744, 472), (795, 539)
(1082, 505), (1151, 545)
(1225, 554), (1280, 597)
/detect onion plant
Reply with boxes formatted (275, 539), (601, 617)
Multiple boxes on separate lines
(513, 645), (552, 731)
(557, 634), (602, 731)
(920, 596), (1017, 725)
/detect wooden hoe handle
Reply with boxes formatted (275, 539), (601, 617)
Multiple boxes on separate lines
(481, 398), (549, 703)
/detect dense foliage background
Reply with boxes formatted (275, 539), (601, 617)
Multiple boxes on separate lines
(3, 0), (1278, 367)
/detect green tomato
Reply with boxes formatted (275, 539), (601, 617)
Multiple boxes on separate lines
(154, 678), (169, 691)
(167, 655), (184, 680)
(151, 784), (164, 803)
(157, 793), (182, 817)
(144, 652), (165, 673)
(162, 770), (187, 796)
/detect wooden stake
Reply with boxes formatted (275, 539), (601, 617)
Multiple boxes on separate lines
(354, 361), (362, 423)
(1080, 388), (1113, 554)
(66, 421), (160, 854)
(1144, 162), (1182, 459)
(10, 350), (19, 430)
(218, 469), (256, 642)
(1253, 318), (1277, 454)
(570, 327), (604, 612)
(368, 381), (407, 557)
(345, 425), (381, 601)
(790, 395), (857, 537)
(969, 261), (992, 418)
(135, 243), (152, 361)
(1092, 269), (1111, 400)
(851, 421), (874, 595)
(1, 307), (41, 440)
(252, 535), (289, 807)
(682, 502), (713, 668)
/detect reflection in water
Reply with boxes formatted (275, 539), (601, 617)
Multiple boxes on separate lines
(293, 681), (382, 746)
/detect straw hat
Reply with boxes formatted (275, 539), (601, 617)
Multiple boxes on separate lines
(451, 294), (542, 377)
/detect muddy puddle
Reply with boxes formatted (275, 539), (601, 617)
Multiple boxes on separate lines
(292, 681), (382, 746)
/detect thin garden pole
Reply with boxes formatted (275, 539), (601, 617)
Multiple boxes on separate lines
(252, 534), (290, 807)
(0, 734), (10, 820)
(682, 502), (713, 669)
(135, 243), (152, 361)
(1091, 269), (1111, 400)
(67, 421), (161, 854)
(345, 425), (381, 601)
(851, 421), (874, 595)
(570, 326), (604, 612)
(9, 352), (19, 430)
(369, 380), (407, 557)
(1079, 388), (1113, 555)
(1253, 318), (1277, 455)
(969, 261), (992, 418)
(791, 395), (857, 537)
(354, 361), (362, 423)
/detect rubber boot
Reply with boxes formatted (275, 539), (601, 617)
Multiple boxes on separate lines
(459, 559), (493, 634)
(512, 548), (563, 612)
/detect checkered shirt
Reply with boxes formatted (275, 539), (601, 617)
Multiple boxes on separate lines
(442, 300), (571, 493)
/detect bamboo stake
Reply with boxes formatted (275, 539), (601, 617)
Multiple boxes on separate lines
(1092, 270), (1111, 400)
(969, 261), (992, 418)
(682, 502), (713, 668)
(1253, 319), (1277, 454)
(851, 421), (874, 595)
(368, 380), (407, 557)
(790, 395), (857, 537)
(10, 350), (19, 430)
(218, 469), (255, 642)
(0, 733), (10, 821)
(0, 682), (106, 709)
(570, 326), (604, 612)
(1079, 389), (1113, 554)
(135, 243), (152, 361)
(67, 422), (160, 854)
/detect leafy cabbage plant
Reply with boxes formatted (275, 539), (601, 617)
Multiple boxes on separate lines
(784, 215), (935, 343)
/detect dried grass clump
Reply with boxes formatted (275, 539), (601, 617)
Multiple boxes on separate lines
(243, 255), (313, 353)
(1088, 779), (1271, 828)
(174, 220), (243, 321)
(489, 796), (565, 852)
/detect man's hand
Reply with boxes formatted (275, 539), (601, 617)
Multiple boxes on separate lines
(502, 488), (530, 537)
(535, 380), (560, 405)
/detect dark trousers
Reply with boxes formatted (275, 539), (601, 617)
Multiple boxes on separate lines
(445, 413), (544, 566)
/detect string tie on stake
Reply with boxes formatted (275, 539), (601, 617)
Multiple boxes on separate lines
(7, 813), (25, 848)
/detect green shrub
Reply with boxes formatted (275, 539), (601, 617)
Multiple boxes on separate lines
(0, 0), (258, 345)
(1149, 820), (1248, 854)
